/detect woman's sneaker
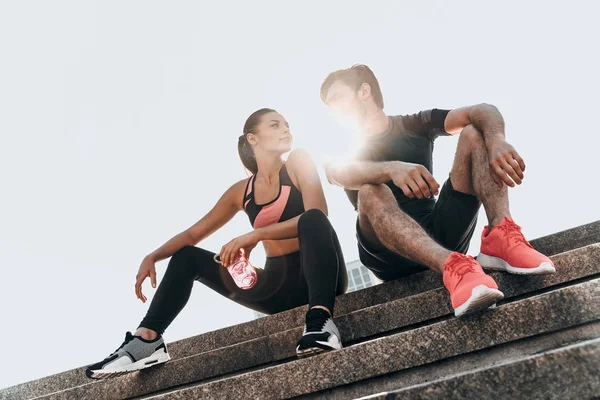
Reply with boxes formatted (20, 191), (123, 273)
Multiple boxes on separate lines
(85, 332), (170, 379)
(296, 308), (342, 358)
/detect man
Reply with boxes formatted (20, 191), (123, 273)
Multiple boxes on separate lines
(320, 64), (554, 317)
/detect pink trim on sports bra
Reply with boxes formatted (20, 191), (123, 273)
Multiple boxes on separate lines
(253, 185), (291, 229)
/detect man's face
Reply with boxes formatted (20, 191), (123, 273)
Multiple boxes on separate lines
(324, 80), (368, 131)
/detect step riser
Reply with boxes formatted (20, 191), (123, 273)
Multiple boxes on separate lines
(147, 279), (600, 399)
(530, 220), (600, 257)
(304, 320), (600, 399)
(387, 339), (600, 400)
(37, 245), (600, 400)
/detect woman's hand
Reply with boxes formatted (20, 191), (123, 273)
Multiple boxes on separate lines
(218, 231), (260, 267)
(135, 256), (157, 303)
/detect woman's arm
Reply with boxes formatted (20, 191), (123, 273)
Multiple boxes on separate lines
(145, 179), (246, 263)
(135, 179), (246, 301)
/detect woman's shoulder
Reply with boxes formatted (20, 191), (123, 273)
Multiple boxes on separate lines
(285, 148), (315, 169)
(234, 176), (253, 194)
(221, 177), (253, 208)
(284, 148), (317, 187)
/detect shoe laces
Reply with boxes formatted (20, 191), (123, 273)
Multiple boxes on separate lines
(447, 255), (478, 279)
(498, 219), (533, 249)
(305, 310), (329, 333)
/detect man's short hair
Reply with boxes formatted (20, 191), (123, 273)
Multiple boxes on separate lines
(320, 64), (384, 109)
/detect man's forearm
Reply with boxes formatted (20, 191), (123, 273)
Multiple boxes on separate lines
(327, 161), (397, 190)
(469, 104), (506, 145)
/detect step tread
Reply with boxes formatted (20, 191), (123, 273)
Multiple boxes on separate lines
(302, 321), (600, 400)
(379, 337), (600, 400)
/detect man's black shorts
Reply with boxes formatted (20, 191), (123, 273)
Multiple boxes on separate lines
(357, 177), (481, 281)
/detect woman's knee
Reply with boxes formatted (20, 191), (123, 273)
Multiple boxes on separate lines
(167, 245), (203, 277)
(298, 208), (330, 233)
(170, 245), (197, 263)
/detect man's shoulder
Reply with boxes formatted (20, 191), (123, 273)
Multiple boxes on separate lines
(389, 110), (433, 125)
(389, 109), (449, 136)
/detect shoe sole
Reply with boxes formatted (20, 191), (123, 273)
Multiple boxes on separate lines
(296, 344), (342, 358)
(89, 349), (171, 379)
(477, 253), (556, 275)
(454, 284), (505, 317)
(297, 347), (328, 358)
(296, 336), (342, 359)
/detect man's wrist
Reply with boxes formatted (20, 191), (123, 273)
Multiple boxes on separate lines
(484, 132), (505, 147)
(383, 161), (401, 180)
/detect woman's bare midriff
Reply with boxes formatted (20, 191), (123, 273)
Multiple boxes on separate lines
(263, 238), (300, 258)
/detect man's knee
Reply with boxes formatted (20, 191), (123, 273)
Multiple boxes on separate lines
(458, 124), (485, 152)
(357, 183), (388, 212)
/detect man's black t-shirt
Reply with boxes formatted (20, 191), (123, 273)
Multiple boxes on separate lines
(340, 109), (451, 221)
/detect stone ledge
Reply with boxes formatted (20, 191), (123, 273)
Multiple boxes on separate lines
(379, 338), (600, 400)
(303, 320), (600, 399)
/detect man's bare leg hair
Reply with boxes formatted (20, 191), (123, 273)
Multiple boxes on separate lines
(449, 124), (510, 228)
(357, 184), (451, 273)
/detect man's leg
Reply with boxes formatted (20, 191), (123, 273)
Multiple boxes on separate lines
(357, 183), (503, 316)
(357, 183), (450, 274)
(450, 124), (555, 274)
(448, 124), (509, 228)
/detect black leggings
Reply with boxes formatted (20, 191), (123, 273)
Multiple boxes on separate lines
(139, 209), (348, 335)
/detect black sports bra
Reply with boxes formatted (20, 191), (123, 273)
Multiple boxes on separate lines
(243, 164), (305, 229)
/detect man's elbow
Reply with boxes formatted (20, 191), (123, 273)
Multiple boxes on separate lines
(325, 167), (344, 187)
(473, 103), (500, 115)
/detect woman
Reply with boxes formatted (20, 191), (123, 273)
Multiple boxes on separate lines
(86, 108), (348, 379)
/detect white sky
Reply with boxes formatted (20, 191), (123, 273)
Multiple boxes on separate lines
(1, 0), (599, 389)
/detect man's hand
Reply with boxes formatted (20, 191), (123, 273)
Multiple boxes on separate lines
(389, 162), (440, 199)
(218, 232), (260, 267)
(487, 138), (526, 188)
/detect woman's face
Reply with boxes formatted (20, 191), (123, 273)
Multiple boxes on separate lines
(249, 111), (293, 155)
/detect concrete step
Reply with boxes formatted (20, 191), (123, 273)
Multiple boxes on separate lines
(530, 219), (600, 256)
(140, 278), (600, 400)
(363, 337), (600, 400)
(302, 320), (600, 399)
(34, 245), (600, 400)
(2, 221), (598, 400)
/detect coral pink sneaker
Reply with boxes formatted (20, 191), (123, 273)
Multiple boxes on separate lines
(443, 252), (504, 317)
(478, 217), (555, 275)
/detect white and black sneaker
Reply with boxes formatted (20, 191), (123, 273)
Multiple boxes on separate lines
(296, 308), (342, 358)
(85, 332), (171, 379)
